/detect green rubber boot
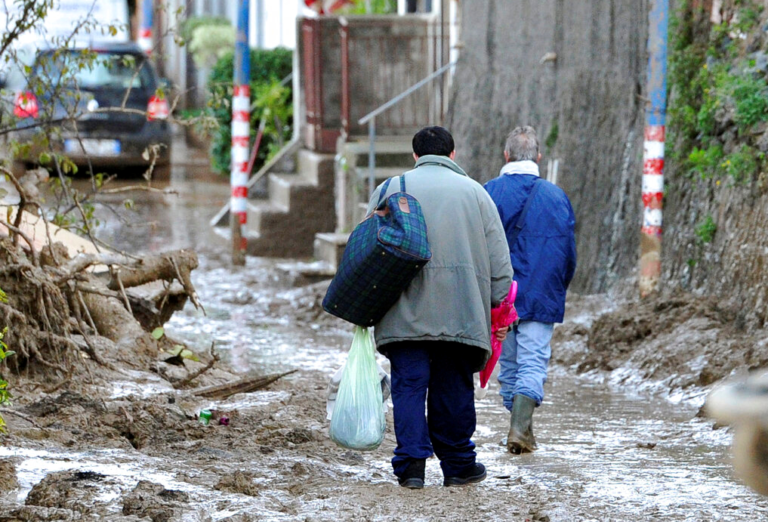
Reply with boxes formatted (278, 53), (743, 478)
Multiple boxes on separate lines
(507, 394), (538, 455)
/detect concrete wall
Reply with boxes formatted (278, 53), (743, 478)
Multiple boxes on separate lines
(448, 0), (649, 293)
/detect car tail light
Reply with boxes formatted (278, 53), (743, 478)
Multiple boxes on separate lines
(147, 95), (169, 121)
(14, 91), (38, 118)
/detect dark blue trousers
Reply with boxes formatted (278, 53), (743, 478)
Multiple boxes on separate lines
(385, 341), (481, 478)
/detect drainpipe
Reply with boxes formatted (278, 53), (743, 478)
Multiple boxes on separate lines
(231, 0), (250, 266)
(138, 0), (153, 55)
(639, 0), (668, 297)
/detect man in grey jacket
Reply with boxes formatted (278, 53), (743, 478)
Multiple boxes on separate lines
(367, 127), (514, 489)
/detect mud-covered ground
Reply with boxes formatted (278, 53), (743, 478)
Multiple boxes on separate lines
(2, 159), (768, 521)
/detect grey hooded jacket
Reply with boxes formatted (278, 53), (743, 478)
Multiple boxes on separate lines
(366, 155), (514, 370)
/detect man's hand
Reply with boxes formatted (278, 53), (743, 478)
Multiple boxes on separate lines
(495, 326), (509, 342)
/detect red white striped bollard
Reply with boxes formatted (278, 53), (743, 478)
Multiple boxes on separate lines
(640, 125), (664, 296)
(138, 28), (152, 55)
(639, 0), (668, 297)
(231, 84), (250, 265)
(138, 0), (153, 55)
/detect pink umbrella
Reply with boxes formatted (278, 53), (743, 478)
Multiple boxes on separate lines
(479, 281), (519, 389)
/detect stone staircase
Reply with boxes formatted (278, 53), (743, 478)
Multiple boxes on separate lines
(312, 137), (414, 269)
(210, 137), (414, 270)
(242, 149), (335, 257)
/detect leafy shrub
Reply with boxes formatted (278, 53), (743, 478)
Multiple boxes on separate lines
(687, 145), (724, 179)
(181, 16), (230, 42)
(721, 145), (760, 183)
(341, 0), (398, 14)
(189, 25), (235, 69)
(207, 48), (293, 176)
(695, 215), (717, 244)
(0, 288), (13, 434)
(669, 0), (768, 182)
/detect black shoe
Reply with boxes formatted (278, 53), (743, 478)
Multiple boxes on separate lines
(397, 459), (425, 489)
(398, 477), (424, 489)
(443, 463), (487, 487)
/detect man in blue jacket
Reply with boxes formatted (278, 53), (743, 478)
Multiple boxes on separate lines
(484, 126), (577, 455)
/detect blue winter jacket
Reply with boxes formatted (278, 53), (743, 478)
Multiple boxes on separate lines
(484, 167), (576, 323)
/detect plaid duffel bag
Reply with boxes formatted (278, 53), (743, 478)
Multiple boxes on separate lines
(323, 175), (431, 326)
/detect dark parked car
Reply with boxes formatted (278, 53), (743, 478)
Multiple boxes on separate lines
(2, 40), (172, 178)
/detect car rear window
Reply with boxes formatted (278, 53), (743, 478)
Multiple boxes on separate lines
(34, 50), (155, 91)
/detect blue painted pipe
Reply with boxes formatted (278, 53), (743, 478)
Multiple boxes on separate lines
(235, 0), (250, 88)
(646, 0), (668, 127)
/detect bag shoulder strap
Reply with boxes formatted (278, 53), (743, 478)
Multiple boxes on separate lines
(376, 177), (394, 209)
(508, 178), (542, 245)
(376, 175), (407, 209)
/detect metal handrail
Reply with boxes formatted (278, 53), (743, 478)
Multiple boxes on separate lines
(358, 62), (455, 125)
(358, 61), (457, 196)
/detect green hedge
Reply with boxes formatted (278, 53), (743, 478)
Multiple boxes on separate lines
(207, 47), (293, 176)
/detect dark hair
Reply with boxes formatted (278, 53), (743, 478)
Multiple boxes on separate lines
(412, 126), (455, 158)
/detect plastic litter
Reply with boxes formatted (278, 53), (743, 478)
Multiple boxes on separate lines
(329, 326), (386, 451)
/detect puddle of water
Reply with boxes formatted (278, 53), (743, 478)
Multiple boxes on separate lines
(473, 368), (768, 520)
(15, 167), (767, 520)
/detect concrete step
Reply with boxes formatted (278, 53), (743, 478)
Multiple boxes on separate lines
(298, 149), (335, 185)
(246, 201), (288, 235)
(314, 232), (350, 270)
(342, 138), (413, 155)
(268, 172), (311, 210)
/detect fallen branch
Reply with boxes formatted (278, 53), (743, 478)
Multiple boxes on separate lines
(0, 407), (46, 430)
(192, 370), (298, 400)
(171, 342), (220, 389)
(59, 252), (136, 281)
(98, 186), (179, 196)
(107, 250), (199, 290)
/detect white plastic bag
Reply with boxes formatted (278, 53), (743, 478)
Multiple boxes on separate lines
(329, 326), (386, 451)
(326, 362), (390, 421)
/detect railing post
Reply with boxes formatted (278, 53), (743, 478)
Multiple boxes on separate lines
(231, 0), (250, 266)
(368, 118), (376, 197)
(639, 0), (668, 297)
(340, 18), (350, 138)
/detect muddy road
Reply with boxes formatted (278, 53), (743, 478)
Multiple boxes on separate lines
(2, 158), (767, 521)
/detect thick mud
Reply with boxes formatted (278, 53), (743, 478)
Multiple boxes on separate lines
(2, 164), (767, 520)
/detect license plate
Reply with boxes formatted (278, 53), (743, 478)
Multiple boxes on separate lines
(64, 139), (121, 157)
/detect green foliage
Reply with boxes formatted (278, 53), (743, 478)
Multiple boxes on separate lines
(168, 345), (200, 363)
(545, 122), (559, 151)
(181, 15), (230, 42)
(207, 47), (293, 176)
(729, 74), (768, 131)
(188, 23), (235, 69)
(151, 327), (165, 340)
(721, 145), (760, 182)
(0, 288), (13, 434)
(695, 215), (717, 244)
(687, 145), (724, 179)
(341, 0), (398, 14)
(669, 0), (767, 184)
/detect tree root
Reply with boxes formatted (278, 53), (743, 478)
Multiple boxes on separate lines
(0, 237), (201, 383)
(0, 407), (46, 430)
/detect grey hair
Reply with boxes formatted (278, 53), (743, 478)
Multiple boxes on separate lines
(504, 126), (540, 162)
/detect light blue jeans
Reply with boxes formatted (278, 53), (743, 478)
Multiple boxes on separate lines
(498, 321), (554, 410)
